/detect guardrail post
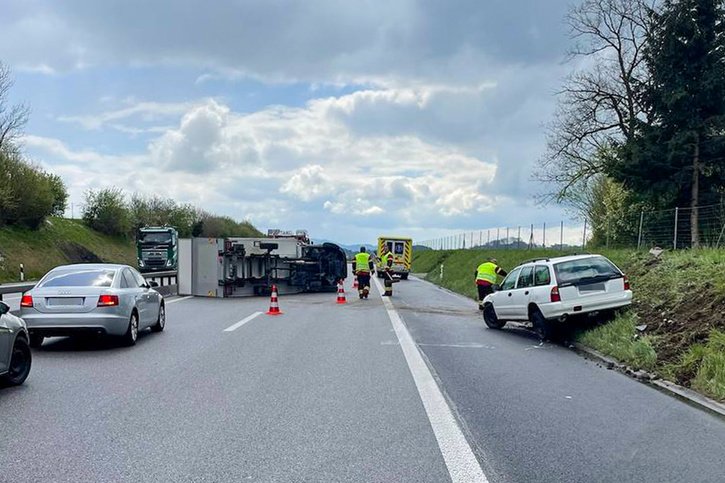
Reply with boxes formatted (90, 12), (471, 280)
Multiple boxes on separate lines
(506, 227), (509, 249)
(543, 223), (546, 248)
(19, 263), (24, 282)
(582, 219), (588, 250)
(439, 263), (444, 280)
(560, 221), (564, 250)
(517, 226), (521, 249)
(637, 211), (644, 250)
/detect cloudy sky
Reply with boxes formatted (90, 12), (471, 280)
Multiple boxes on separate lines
(1, 0), (578, 244)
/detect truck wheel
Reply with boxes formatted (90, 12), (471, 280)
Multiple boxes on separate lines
(531, 309), (552, 341)
(483, 304), (506, 329)
(1, 337), (32, 386)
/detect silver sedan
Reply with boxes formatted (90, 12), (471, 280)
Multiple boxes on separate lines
(0, 300), (32, 386)
(21, 264), (166, 347)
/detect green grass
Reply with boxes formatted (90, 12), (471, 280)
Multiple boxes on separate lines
(665, 330), (725, 400)
(578, 311), (658, 371)
(0, 217), (137, 282)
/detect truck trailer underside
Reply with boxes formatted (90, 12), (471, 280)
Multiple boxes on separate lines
(178, 237), (347, 297)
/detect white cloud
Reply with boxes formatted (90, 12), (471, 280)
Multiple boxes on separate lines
(58, 100), (201, 130)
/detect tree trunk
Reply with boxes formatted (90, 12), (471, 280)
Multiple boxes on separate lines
(691, 135), (700, 248)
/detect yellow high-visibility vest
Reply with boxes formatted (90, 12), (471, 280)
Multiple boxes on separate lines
(476, 262), (498, 284)
(382, 252), (393, 266)
(355, 252), (371, 272)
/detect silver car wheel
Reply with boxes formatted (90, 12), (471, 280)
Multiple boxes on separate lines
(130, 313), (138, 342)
(159, 305), (165, 329)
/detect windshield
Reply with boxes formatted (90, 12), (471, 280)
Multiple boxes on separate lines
(139, 232), (173, 244)
(38, 269), (116, 288)
(553, 257), (621, 286)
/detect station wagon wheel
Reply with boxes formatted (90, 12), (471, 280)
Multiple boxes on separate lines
(531, 309), (552, 342)
(1, 337), (32, 386)
(151, 303), (165, 333)
(122, 312), (139, 346)
(483, 304), (506, 329)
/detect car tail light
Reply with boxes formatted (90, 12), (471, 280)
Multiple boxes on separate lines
(20, 295), (33, 308)
(550, 286), (561, 303)
(623, 275), (630, 291)
(97, 294), (119, 307)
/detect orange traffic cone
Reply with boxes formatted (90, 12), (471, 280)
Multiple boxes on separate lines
(352, 275), (359, 289)
(336, 280), (347, 304)
(266, 285), (283, 315)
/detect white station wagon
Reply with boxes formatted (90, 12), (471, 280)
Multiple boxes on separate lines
(482, 254), (632, 340)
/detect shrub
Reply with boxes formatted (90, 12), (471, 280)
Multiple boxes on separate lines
(82, 187), (131, 237)
(0, 149), (67, 228)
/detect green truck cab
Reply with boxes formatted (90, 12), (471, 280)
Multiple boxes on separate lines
(137, 226), (178, 272)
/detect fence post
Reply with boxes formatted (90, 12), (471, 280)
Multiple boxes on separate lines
(582, 220), (588, 250)
(506, 227), (510, 249)
(496, 228), (500, 248)
(673, 207), (679, 250)
(543, 222), (546, 248)
(462, 233), (466, 249)
(560, 221), (564, 250)
(517, 226), (521, 249)
(637, 211), (644, 250)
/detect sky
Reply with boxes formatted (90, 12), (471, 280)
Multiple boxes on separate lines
(0, 0), (580, 245)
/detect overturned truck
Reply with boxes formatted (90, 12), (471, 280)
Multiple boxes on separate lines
(177, 231), (347, 297)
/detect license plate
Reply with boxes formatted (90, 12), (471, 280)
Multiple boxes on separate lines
(578, 283), (605, 293)
(47, 297), (84, 306)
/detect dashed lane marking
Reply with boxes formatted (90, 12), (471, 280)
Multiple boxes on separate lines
(223, 311), (263, 332)
(372, 277), (489, 483)
(166, 296), (194, 305)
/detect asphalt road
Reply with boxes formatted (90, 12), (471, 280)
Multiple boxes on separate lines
(1, 277), (725, 482)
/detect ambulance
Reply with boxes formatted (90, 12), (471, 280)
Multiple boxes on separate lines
(376, 236), (413, 279)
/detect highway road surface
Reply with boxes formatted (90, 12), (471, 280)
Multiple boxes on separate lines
(2, 276), (725, 482)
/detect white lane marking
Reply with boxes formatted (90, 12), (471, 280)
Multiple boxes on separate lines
(166, 296), (194, 305)
(223, 311), (263, 332)
(418, 343), (495, 349)
(372, 277), (489, 483)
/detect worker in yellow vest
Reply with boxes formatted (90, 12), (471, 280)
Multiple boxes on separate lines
(352, 246), (375, 299)
(380, 246), (395, 296)
(475, 258), (507, 310)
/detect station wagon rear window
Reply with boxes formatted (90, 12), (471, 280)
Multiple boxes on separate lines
(553, 257), (621, 286)
(38, 269), (116, 288)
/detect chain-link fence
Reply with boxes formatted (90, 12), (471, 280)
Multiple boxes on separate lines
(418, 221), (589, 251)
(418, 203), (725, 251)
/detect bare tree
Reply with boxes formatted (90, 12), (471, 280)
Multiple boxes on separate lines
(0, 62), (29, 152)
(536, 0), (656, 209)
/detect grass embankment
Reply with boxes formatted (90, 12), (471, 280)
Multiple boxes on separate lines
(0, 218), (137, 283)
(412, 248), (725, 401)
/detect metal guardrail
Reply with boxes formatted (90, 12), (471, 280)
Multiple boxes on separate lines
(0, 271), (178, 301)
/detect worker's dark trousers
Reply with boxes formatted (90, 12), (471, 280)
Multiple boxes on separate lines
(383, 271), (394, 296)
(477, 284), (494, 308)
(358, 273), (371, 295)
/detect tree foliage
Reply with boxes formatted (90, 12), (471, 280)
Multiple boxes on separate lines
(537, 0), (654, 207)
(83, 189), (262, 239)
(82, 187), (131, 237)
(0, 149), (69, 228)
(0, 61), (29, 152)
(612, 0), (725, 245)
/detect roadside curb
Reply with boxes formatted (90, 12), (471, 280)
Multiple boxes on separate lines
(571, 343), (725, 420)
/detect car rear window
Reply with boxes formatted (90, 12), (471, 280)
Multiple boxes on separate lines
(553, 257), (621, 286)
(38, 269), (116, 288)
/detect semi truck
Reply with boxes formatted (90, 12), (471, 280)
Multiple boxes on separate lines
(177, 230), (347, 297)
(137, 226), (179, 272)
(376, 236), (412, 279)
